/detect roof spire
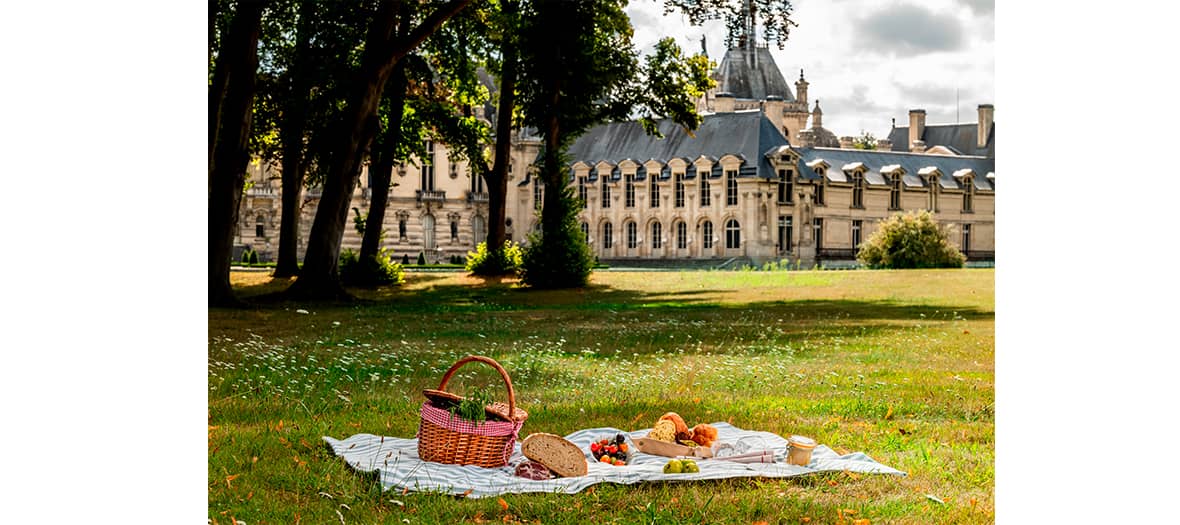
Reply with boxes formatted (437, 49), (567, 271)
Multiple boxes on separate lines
(799, 68), (804, 81)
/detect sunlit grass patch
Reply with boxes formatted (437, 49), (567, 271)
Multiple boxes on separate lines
(210, 269), (993, 524)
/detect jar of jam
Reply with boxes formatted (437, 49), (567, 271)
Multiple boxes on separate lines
(786, 435), (817, 466)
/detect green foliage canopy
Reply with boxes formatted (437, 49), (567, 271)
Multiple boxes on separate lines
(857, 210), (966, 269)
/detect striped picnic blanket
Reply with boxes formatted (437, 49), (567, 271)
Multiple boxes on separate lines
(323, 422), (904, 498)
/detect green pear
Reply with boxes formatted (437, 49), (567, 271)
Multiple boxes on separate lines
(663, 459), (683, 474)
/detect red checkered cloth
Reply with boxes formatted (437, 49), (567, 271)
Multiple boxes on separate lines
(418, 401), (524, 438)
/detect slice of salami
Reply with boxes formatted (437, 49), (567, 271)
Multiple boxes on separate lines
(513, 459), (552, 480)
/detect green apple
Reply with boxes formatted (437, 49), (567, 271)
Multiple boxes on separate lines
(663, 459), (683, 474)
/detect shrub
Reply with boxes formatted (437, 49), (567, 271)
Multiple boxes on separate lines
(240, 249), (254, 264)
(416, 252), (426, 266)
(249, 250), (259, 265)
(402, 254), (410, 265)
(857, 210), (966, 269)
(519, 184), (595, 288)
(339, 248), (406, 286)
(465, 240), (524, 276)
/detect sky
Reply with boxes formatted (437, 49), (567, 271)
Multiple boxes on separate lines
(625, 0), (995, 139)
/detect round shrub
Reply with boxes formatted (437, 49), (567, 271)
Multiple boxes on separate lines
(339, 248), (406, 286)
(466, 240), (524, 276)
(857, 210), (966, 269)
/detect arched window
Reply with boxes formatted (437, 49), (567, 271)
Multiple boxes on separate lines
(450, 220), (459, 242)
(651, 222), (662, 249)
(626, 221), (637, 249)
(422, 214), (436, 250)
(676, 221), (687, 249)
(889, 174), (902, 210)
(725, 219), (741, 249)
(255, 214), (266, 238)
(602, 222), (613, 249)
(702, 221), (714, 249)
(472, 215), (486, 247)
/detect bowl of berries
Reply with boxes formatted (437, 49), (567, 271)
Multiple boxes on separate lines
(589, 433), (631, 467)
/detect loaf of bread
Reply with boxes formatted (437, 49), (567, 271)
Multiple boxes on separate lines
(520, 433), (588, 478)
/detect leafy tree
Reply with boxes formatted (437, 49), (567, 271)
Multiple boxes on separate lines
(663, 0), (798, 50)
(514, 0), (714, 288)
(210, 0), (268, 307)
(853, 131), (877, 150)
(857, 211), (966, 269)
(285, 0), (474, 300)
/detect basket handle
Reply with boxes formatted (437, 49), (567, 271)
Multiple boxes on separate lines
(435, 355), (515, 419)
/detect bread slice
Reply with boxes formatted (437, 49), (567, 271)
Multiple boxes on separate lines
(520, 433), (588, 478)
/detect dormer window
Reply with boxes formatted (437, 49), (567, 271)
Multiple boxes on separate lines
(962, 177), (974, 212)
(777, 169), (793, 204)
(850, 171), (864, 208)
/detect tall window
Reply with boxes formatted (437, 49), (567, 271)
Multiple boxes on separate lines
(650, 177), (660, 207)
(578, 176), (587, 208)
(533, 178), (543, 210)
(626, 221), (637, 249)
(398, 219), (407, 241)
(472, 216), (486, 247)
(928, 176), (939, 212)
(676, 222), (687, 249)
(702, 221), (714, 249)
(962, 223), (971, 251)
(450, 221), (459, 242)
(962, 178), (974, 212)
(851, 172), (864, 208)
(625, 174), (635, 208)
(674, 173), (685, 207)
(601, 180), (611, 208)
(602, 222), (613, 249)
(726, 170), (738, 206)
(815, 177), (825, 206)
(651, 222), (662, 249)
(255, 215), (265, 238)
(889, 174), (902, 210)
(852, 220), (862, 249)
(778, 216), (792, 253)
(471, 171), (485, 193)
(421, 141), (435, 191)
(580, 221), (590, 242)
(423, 214), (436, 250)
(725, 219), (741, 249)
(700, 177), (711, 206)
(777, 169), (794, 204)
(812, 218), (823, 251)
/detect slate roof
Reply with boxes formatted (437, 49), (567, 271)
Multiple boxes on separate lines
(714, 46), (795, 102)
(566, 110), (789, 181)
(793, 147), (995, 191)
(887, 122), (995, 158)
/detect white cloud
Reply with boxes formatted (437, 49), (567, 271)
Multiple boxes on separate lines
(626, 0), (994, 138)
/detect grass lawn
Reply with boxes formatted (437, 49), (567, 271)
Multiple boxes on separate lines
(209, 268), (994, 524)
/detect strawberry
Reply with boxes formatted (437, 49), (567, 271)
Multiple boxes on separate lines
(590, 442), (601, 453)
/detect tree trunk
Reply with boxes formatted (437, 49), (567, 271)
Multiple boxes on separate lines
(483, 0), (518, 266)
(273, 1), (315, 279)
(360, 63), (408, 263)
(540, 84), (563, 234)
(286, 0), (470, 300)
(209, 0), (266, 307)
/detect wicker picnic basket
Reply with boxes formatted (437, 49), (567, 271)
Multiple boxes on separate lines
(417, 355), (528, 468)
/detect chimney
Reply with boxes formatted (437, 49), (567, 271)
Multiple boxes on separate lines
(977, 104), (994, 149)
(763, 95), (785, 131)
(910, 139), (926, 153)
(715, 92), (735, 113)
(908, 109), (926, 153)
(796, 129), (816, 148)
(839, 136), (855, 149)
(795, 69), (809, 107)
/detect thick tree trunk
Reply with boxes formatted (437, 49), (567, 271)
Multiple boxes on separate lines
(286, 0), (470, 300)
(209, 0), (266, 307)
(360, 64), (408, 262)
(273, 1), (315, 279)
(483, 0), (518, 266)
(540, 85), (563, 234)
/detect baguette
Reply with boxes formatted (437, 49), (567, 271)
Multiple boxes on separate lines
(520, 433), (588, 478)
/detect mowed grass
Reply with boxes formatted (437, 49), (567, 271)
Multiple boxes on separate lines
(209, 269), (994, 524)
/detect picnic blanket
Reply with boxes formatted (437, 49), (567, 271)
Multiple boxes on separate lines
(323, 422), (904, 498)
